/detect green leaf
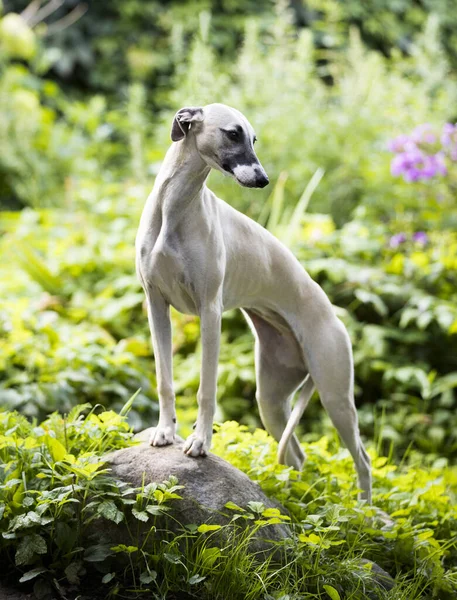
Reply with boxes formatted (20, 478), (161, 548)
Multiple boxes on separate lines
(262, 507), (290, 520)
(164, 552), (182, 564)
(19, 567), (47, 583)
(84, 544), (114, 563)
(11, 511), (42, 531)
(247, 501), (265, 514)
(98, 500), (124, 524)
(285, 167), (324, 246)
(224, 501), (245, 512)
(15, 534), (47, 566)
(255, 517), (283, 525)
(200, 547), (221, 568)
(13, 243), (64, 297)
(323, 585), (341, 600)
(197, 524), (222, 533)
(189, 574), (206, 585)
(140, 570), (157, 584)
(46, 436), (67, 462)
(262, 507), (281, 517)
(102, 573), (115, 584)
(132, 508), (149, 522)
(119, 388), (141, 416)
(54, 522), (77, 552)
(355, 289), (388, 316)
(111, 544), (138, 554)
(64, 562), (81, 585)
(145, 504), (166, 515)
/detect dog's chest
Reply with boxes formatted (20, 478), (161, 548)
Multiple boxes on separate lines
(143, 235), (199, 315)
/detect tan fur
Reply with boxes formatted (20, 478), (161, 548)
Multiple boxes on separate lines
(136, 104), (372, 502)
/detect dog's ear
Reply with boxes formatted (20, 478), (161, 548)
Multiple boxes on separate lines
(171, 107), (204, 142)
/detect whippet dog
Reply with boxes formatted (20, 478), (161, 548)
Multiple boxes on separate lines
(136, 103), (372, 502)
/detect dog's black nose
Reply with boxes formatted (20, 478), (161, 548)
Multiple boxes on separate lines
(255, 174), (269, 188)
(253, 164), (269, 188)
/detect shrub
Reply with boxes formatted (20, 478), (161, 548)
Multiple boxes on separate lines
(158, 9), (457, 226)
(1, 413), (457, 599)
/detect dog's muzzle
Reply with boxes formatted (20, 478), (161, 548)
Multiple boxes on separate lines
(231, 163), (269, 188)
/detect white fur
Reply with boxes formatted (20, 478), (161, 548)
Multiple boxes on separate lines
(135, 103), (372, 503)
(233, 164), (257, 184)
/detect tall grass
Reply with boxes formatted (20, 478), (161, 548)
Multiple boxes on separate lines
(156, 6), (457, 225)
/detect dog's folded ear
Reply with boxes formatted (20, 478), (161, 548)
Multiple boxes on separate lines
(171, 107), (204, 142)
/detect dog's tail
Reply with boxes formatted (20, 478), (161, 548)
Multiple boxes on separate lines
(277, 375), (315, 466)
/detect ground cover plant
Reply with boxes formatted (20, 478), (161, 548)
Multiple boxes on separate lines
(0, 7), (456, 457)
(1, 408), (456, 599)
(1, 1), (457, 598)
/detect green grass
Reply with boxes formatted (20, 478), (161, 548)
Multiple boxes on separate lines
(1, 407), (456, 599)
(1, 4), (457, 599)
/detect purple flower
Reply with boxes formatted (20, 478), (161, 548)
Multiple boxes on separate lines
(389, 233), (407, 248)
(389, 122), (456, 181)
(412, 231), (428, 245)
(390, 153), (408, 176)
(419, 152), (447, 178)
(387, 134), (411, 153)
(391, 149), (447, 181)
(411, 123), (436, 145)
(441, 123), (456, 147)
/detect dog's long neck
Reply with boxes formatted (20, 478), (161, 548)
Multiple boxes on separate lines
(153, 137), (211, 221)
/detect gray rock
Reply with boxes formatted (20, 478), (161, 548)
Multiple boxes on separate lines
(105, 431), (291, 552)
(360, 559), (395, 594)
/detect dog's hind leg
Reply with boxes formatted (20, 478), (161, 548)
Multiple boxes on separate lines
(304, 317), (372, 502)
(244, 310), (308, 470)
(277, 375), (315, 466)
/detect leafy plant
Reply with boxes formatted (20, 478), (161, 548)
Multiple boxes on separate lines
(159, 8), (457, 226)
(1, 413), (457, 599)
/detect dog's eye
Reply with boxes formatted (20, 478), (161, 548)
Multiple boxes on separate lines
(221, 128), (242, 142)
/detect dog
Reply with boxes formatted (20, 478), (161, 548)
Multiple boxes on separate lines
(136, 103), (372, 502)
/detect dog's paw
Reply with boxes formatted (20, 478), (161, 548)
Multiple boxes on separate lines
(183, 433), (208, 457)
(149, 424), (175, 447)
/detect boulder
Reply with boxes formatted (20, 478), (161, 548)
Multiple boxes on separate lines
(360, 559), (395, 596)
(106, 431), (291, 552)
(106, 431), (395, 593)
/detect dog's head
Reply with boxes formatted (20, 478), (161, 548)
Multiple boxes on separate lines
(171, 103), (269, 189)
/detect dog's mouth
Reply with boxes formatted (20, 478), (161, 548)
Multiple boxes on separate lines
(226, 163), (269, 189)
(235, 178), (263, 188)
(212, 156), (269, 188)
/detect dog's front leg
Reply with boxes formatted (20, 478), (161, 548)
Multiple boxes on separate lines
(184, 305), (221, 457)
(145, 286), (176, 446)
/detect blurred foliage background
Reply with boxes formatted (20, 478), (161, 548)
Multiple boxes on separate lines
(1, 0), (457, 462)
